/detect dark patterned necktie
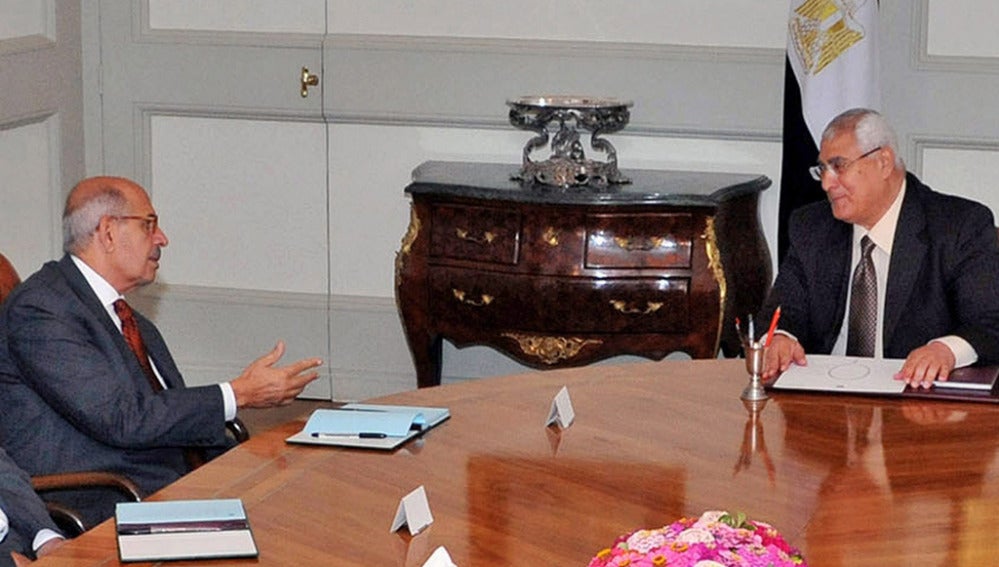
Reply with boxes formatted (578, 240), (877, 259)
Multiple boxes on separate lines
(847, 236), (877, 357)
(113, 299), (163, 392)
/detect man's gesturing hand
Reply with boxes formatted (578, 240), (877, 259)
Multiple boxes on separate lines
(230, 341), (323, 409)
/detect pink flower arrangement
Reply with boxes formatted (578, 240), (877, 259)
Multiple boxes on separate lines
(588, 511), (807, 567)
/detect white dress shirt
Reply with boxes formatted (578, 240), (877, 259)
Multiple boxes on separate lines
(70, 256), (237, 419)
(830, 180), (977, 366)
(1, 502), (63, 554)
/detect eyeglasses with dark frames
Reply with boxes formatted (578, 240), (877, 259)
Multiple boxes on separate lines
(808, 146), (882, 181)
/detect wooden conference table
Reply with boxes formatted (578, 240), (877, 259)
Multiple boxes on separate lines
(36, 359), (999, 566)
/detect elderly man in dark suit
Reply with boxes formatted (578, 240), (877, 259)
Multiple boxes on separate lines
(0, 449), (62, 566)
(0, 176), (323, 526)
(760, 108), (999, 387)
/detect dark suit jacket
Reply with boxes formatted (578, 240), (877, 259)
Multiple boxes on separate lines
(760, 173), (999, 362)
(0, 449), (58, 565)
(0, 255), (230, 523)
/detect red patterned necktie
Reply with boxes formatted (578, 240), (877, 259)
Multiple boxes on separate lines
(113, 299), (207, 469)
(113, 299), (163, 392)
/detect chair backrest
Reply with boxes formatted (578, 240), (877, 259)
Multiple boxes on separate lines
(0, 253), (21, 304)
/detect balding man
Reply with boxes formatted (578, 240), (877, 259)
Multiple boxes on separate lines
(760, 108), (999, 387)
(0, 177), (322, 525)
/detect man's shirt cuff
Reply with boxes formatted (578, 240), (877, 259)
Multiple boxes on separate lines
(931, 336), (978, 368)
(219, 383), (237, 421)
(33, 529), (63, 553)
(774, 329), (799, 344)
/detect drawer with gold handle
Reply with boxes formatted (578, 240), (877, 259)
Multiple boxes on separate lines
(452, 288), (494, 307)
(609, 300), (664, 315)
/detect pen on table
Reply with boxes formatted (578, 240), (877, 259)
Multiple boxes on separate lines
(764, 306), (781, 347)
(311, 432), (388, 439)
(118, 520), (248, 535)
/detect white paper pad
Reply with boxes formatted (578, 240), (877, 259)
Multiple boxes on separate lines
(772, 355), (907, 394)
(118, 530), (258, 562)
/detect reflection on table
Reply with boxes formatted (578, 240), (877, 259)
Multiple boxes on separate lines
(34, 359), (999, 566)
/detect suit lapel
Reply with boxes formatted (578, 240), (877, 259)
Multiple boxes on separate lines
(883, 178), (928, 348)
(57, 256), (174, 390)
(136, 315), (184, 389)
(821, 221), (853, 351)
(57, 255), (123, 341)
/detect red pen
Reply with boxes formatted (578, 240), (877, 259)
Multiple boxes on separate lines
(764, 306), (781, 347)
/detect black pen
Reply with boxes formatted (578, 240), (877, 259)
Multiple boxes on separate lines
(118, 519), (248, 535)
(310, 432), (387, 439)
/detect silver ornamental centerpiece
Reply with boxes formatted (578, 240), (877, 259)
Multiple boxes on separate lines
(507, 95), (632, 189)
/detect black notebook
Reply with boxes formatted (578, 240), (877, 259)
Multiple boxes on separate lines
(931, 365), (999, 391)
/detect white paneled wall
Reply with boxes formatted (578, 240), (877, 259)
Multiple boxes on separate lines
(147, 0), (325, 33)
(327, 0), (787, 48)
(0, 119), (59, 273)
(921, 148), (999, 216)
(927, 0), (999, 57)
(150, 116), (328, 294)
(0, 0), (50, 40)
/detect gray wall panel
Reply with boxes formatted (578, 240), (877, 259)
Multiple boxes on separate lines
(326, 35), (784, 139)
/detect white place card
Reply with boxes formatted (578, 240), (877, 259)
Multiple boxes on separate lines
(545, 385), (575, 429)
(422, 546), (458, 567)
(390, 485), (434, 536)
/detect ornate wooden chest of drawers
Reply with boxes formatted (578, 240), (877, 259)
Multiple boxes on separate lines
(396, 161), (771, 388)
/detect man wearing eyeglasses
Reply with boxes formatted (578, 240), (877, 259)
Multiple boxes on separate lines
(0, 176), (323, 526)
(760, 108), (999, 387)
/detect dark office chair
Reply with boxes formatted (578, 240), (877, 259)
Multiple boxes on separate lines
(0, 253), (18, 304)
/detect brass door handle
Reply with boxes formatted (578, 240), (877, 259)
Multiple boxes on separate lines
(300, 67), (319, 98)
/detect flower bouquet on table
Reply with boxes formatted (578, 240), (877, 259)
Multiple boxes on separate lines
(588, 510), (807, 567)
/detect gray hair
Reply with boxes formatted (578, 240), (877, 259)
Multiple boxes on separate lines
(822, 108), (905, 168)
(62, 186), (129, 253)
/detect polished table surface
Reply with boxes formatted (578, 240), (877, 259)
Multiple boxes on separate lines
(35, 359), (999, 566)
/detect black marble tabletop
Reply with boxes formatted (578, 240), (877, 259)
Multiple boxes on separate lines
(405, 161), (771, 207)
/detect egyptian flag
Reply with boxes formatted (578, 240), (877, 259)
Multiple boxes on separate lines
(778, 0), (880, 262)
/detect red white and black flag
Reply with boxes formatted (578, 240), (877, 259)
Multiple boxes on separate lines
(778, 0), (880, 261)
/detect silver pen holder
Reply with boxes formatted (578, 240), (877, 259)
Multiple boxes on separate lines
(741, 341), (769, 402)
